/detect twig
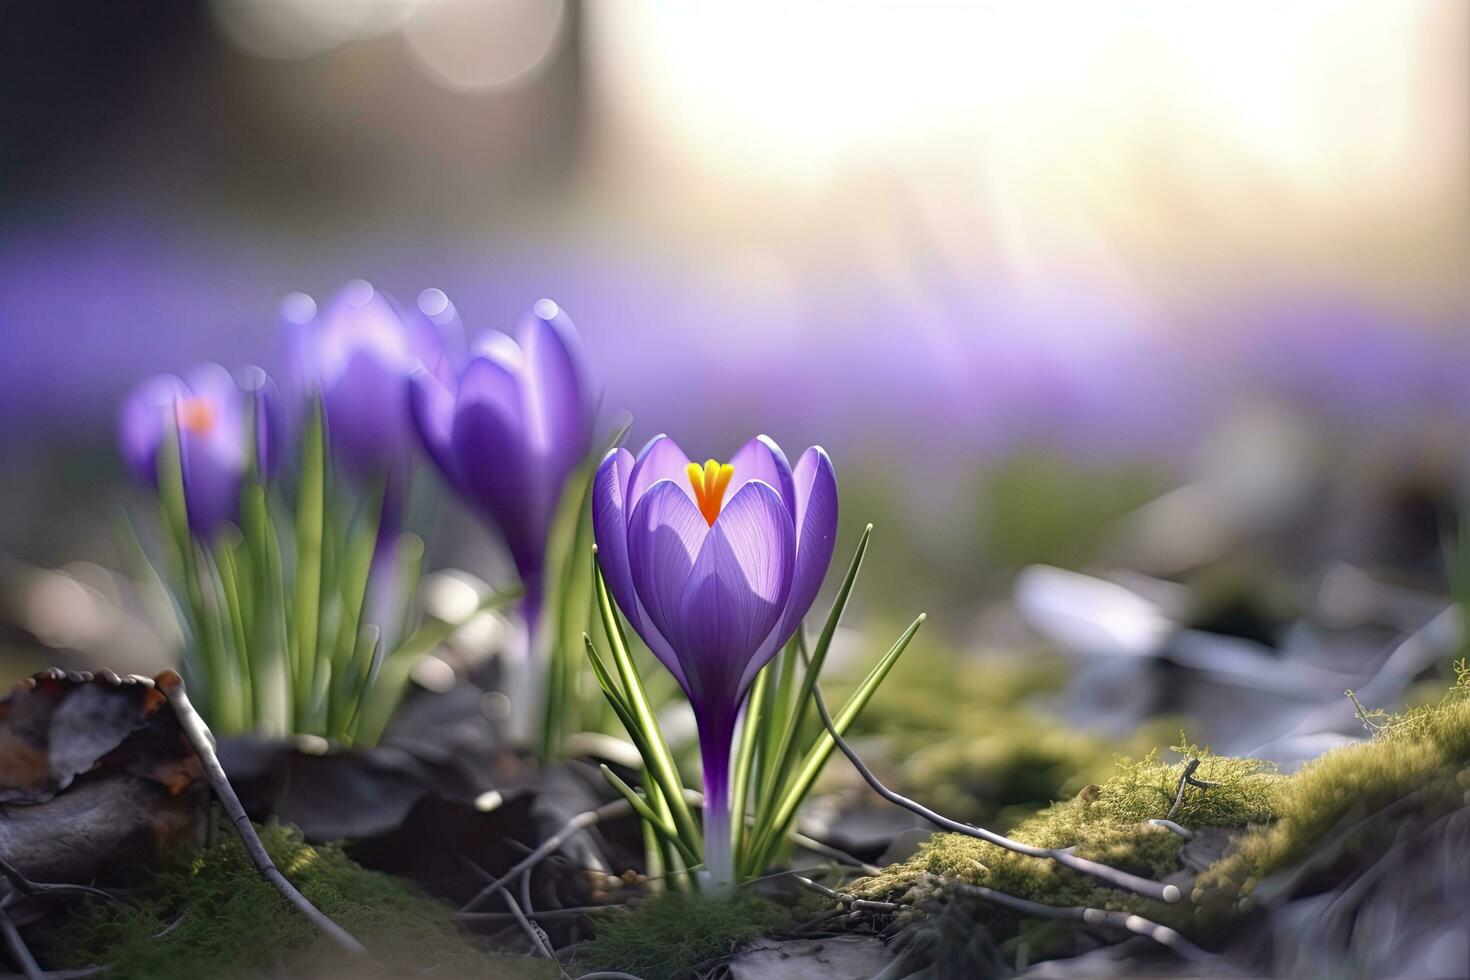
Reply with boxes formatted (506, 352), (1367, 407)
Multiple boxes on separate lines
(792, 875), (901, 913)
(936, 877), (1215, 963)
(787, 832), (882, 876)
(0, 860), (119, 908)
(154, 670), (367, 956)
(810, 683), (1181, 904)
(1345, 689), (1385, 735)
(0, 896), (41, 980)
(1146, 819), (1195, 840)
(461, 799), (634, 912)
(459, 904), (627, 923)
(1165, 759), (1216, 822)
(500, 890), (556, 960)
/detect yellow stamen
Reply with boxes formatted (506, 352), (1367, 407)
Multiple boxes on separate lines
(178, 397), (216, 435)
(687, 458), (736, 525)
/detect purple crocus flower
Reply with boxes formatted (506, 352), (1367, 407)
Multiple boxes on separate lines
(409, 298), (594, 620)
(284, 280), (453, 482)
(591, 433), (838, 887)
(119, 363), (281, 536)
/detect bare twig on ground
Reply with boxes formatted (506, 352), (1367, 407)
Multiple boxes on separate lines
(0, 859), (120, 908)
(462, 799), (634, 913)
(1165, 759), (1217, 822)
(0, 895), (41, 980)
(792, 875), (901, 913)
(809, 683), (1181, 904)
(154, 670), (367, 957)
(934, 877), (1217, 964)
(1146, 818), (1195, 840)
(500, 890), (556, 960)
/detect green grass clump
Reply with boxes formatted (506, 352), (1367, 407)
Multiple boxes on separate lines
(54, 822), (540, 980)
(575, 892), (790, 980)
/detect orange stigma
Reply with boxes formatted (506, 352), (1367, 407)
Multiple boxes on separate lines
(686, 459), (735, 526)
(178, 397), (216, 435)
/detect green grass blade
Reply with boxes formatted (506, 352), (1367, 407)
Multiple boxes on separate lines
(600, 766), (701, 866)
(729, 665), (768, 862)
(745, 612), (924, 876)
(292, 400), (327, 733)
(350, 586), (521, 746)
(243, 484), (292, 735)
(594, 559), (702, 854)
(327, 482), (384, 734)
(214, 532), (254, 726)
(750, 525), (871, 846)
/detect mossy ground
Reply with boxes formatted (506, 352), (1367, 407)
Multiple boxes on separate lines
(574, 891), (792, 980)
(854, 676), (1470, 952)
(47, 822), (546, 980)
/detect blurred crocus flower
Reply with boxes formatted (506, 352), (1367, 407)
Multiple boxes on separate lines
(591, 433), (837, 887)
(410, 298), (593, 614)
(119, 363), (281, 535)
(284, 280), (453, 481)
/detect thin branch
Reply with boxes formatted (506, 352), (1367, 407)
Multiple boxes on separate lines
(1166, 759), (1217, 821)
(792, 875), (901, 913)
(154, 670), (367, 956)
(936, 877), (1215, 964)
(787, 832), (883, 876)
(459, 904), (627, 923)
(0, 859), (120, 907)
(500, 890), (556, 960)
(1146, 819), (1195, 840)
(0, 896), (41, 980)
(810, 683), (1180, 904)
(461, 799), (633, 912)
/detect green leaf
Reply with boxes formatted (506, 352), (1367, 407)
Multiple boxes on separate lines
(748, 525), (871, 860)
(593, 559), (702, 855)
(243, 483), (292, 736)
(729, 665), (769, 861)
(600, 765), (700, 866)
(327, 482), (384, 734)
(292, 400), (327, 733)
(349, 586), (521, 746)
(745, 612), (925, 876)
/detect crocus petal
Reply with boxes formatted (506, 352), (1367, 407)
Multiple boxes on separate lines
(409, 368), (460, 489)
(677, 480), (794, 706)
(175, 364), (247, 536)
(728, 435), (796, 523)
(593, 448), (688, 688)
(118, 374), (186, 485)
(323, 349), (413, 476)
(629, 434), (697, 507)
(739, 446), (839, 694)
(451, 359), (537, 575)
(627, 479), (708, 665)
(518, 299), (591, 476)
(592, 448), (639, 625)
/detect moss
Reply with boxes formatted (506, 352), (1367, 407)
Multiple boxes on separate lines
(52, 822), (541, 980)
(854, 682), (1470, 948)
(853, 739), (1279, 918)
(1195, 685), (1470, 914)
(575, 891), (790, 980)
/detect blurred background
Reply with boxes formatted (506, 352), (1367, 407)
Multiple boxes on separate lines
(1, 1), (1468, 776)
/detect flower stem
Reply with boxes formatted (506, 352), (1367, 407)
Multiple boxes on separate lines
(697, 705), (739, 890)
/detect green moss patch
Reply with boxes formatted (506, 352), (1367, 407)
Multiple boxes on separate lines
(575, 891), (791, 980)
(50, 822), (543, 980)
(854, 678), (1470, 947)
